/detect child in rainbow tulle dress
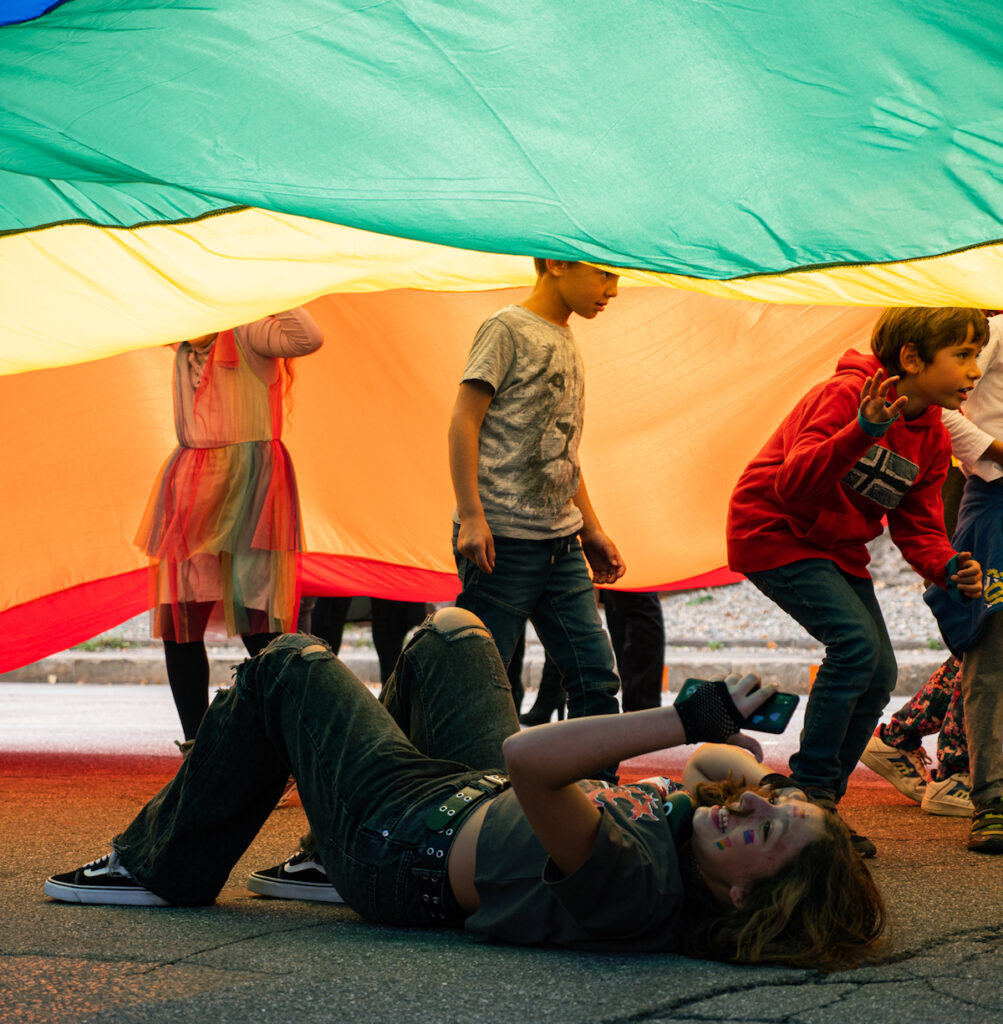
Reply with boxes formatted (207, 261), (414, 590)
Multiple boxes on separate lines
(136, 308), (322, 743)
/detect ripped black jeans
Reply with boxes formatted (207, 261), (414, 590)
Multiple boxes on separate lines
(114, 611), (519, 924)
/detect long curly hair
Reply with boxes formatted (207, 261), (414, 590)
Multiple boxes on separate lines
(678, 778), (886, 972)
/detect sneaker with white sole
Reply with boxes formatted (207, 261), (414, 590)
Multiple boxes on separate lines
(921, 773), (973, 816)
(247, 850), (344, 903)
(44, 852), (169, 906)
(860, 734), (929, 803)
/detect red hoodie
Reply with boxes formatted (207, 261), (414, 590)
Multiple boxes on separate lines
(727, 349), (956, 586)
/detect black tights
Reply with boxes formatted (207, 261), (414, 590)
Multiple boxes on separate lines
(163, 633), (278, 740)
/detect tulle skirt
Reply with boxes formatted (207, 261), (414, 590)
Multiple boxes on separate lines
(136, 439), (301, 641)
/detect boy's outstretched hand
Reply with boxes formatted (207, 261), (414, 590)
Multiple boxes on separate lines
(580, 527), (626, 585)
(952, 551), (983, 599)
(859, 370), (908, 423)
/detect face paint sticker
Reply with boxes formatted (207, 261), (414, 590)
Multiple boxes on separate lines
(743, 829), (755, 844)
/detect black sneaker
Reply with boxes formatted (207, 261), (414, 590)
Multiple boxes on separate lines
(803, 792), (877, 858)
(44, 853), (169, 906)
(848, 828), (877, 859)
(247, 850), (344, 903)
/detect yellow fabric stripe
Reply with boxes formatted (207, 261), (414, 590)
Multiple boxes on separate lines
(4, 205), (1003, 375)
(608, 243), (1003, 307)
(0, 209), (535, 375)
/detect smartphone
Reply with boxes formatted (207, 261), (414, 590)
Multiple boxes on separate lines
(674, 678), (800, 734)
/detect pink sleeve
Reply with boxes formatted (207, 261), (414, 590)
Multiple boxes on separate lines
(242, 308), (323, 360)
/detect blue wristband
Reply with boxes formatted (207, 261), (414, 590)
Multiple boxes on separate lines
(857, 407), (897, 437)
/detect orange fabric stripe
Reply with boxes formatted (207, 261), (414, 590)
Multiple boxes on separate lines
(0, 287), (880, 668)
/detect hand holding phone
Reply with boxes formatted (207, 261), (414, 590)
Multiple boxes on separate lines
(674, 678), (800, 734)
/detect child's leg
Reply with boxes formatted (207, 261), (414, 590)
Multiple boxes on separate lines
(162, 640), (211, 740)
(370, 598), (428, 683)
(451, 527), (549, 695)
(960, 613), (1003, 807)
(531, 536), (619, 723)
(309, 595), (351, 653)
(934, 675), (970, 780)
(159, 600), (216, 740)
(880, 656), (958, 751)
(603, 589), (665, 712)
(748, 559), (896, 802)
(831, 574), (898, 797)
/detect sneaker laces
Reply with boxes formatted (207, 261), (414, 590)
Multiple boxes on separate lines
(287, 850), (326, 874)
(82, 851), (134, 878)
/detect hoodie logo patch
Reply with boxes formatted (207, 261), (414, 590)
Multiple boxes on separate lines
(842, 445), (918, 508)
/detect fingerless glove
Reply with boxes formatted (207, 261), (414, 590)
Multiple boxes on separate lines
(674, 679), (746, 743)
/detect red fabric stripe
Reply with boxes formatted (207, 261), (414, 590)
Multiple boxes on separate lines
(299, 553), (461, 603)
(0, 569), (153, 673)
(637, 566), (743, 592)
(0, 556), (741, 672)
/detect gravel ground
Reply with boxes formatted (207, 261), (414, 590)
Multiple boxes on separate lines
(88, 534), (947, 655)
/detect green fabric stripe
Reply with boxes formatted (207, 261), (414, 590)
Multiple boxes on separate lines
(2, 0), (1002, 278)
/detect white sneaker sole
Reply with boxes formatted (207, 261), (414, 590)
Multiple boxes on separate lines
(921, 793), (974, 817)
(246, 874), (344, 904)
(859, 752), (925, 803)
(44, 876), (170, 906)
(922, 799), (973, 816)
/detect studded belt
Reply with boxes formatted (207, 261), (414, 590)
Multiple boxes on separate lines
(411, 772), (510, 923)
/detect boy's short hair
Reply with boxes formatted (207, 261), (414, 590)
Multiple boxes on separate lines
(871, 308), (988, 374)
(533, 258), (583, 276)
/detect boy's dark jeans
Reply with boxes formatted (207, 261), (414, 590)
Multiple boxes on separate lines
(114, 616), (519, 922)
(452, 527), (620, 722)
(747, 558), (897, 801)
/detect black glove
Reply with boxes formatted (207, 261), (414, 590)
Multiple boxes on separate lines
(673, 679), (746, 744)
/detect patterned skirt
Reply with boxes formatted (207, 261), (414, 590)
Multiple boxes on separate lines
(136, 439), (302, 640)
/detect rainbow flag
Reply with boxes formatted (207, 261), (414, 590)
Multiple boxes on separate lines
(1, 1), (1000, 667)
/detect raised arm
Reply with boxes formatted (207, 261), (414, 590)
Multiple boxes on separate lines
(502, 674), (778, 879)
(448, 380), (496, 572)
(682, 743), (774, 791)
(243, 308), (323, 359)
(773, 373), (898, 503)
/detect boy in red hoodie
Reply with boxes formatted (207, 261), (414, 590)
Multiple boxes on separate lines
(727, 308), (986, 856)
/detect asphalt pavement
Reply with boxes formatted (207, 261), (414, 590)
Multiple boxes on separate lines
(4, 668), (1003, 1024)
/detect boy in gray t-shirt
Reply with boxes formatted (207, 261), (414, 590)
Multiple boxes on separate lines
(448, 259), (624, 760)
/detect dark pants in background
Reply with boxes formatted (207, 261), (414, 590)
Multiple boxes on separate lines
(601, 590), (665, 712)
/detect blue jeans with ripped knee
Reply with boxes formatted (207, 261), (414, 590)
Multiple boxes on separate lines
(113, 614), (519, 922)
